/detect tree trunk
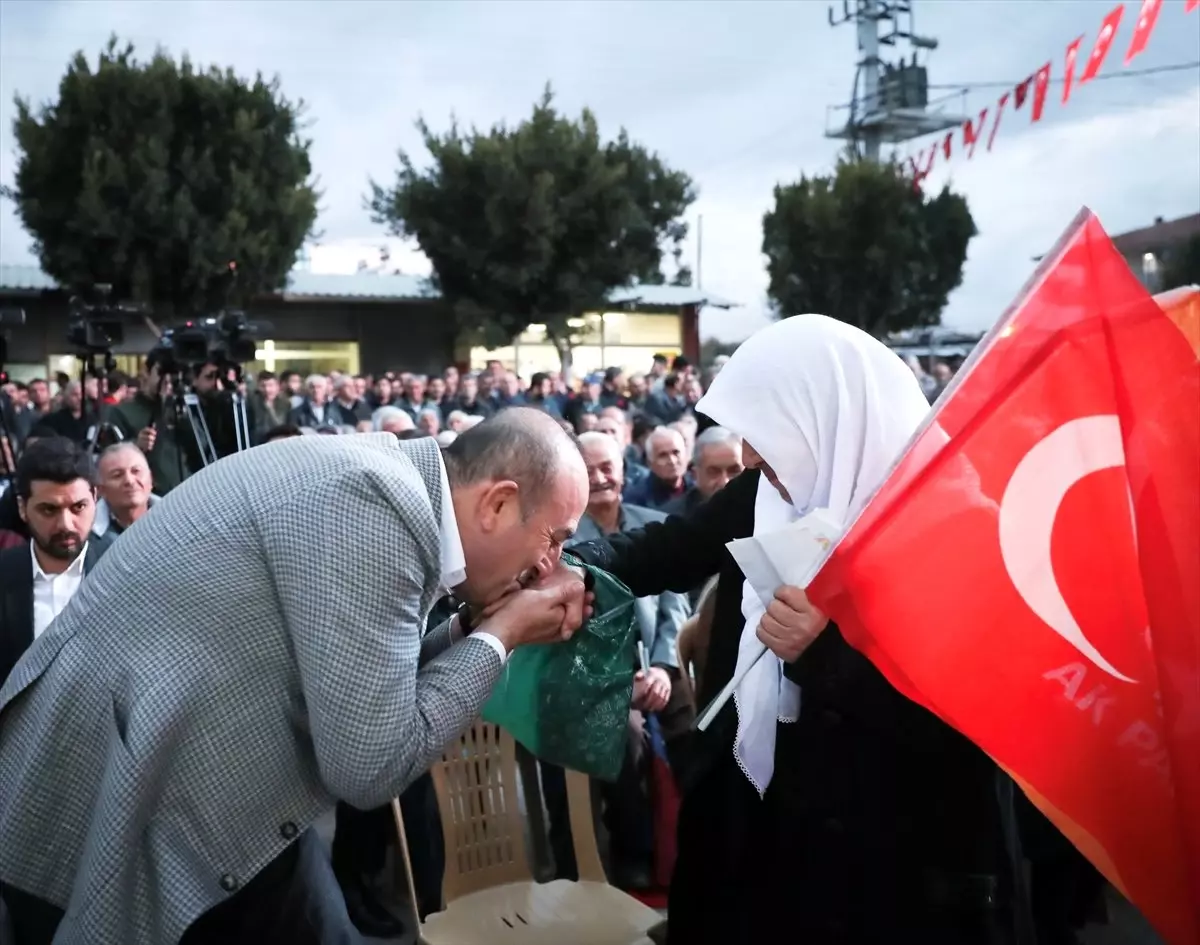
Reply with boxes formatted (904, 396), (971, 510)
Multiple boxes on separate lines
(549, 331), (574, 384)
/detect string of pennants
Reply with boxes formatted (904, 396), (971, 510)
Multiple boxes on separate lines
(909, 0), (1198, 184)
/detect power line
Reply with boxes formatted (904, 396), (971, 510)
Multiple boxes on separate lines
(928, 60), (1200, 91)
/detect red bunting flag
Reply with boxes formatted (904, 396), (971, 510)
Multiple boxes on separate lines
(1080, 5), (1126, 84)
(987, 91), (1010, 151)
(962, 108), (989, 158)
(1013, 75), (1033, 109)
(808, 209), (1200, 945)
(1063, 35), (1085, 103)
(1031, 62), (1053, 122)
(1125, 0), (1164, 63)
(920, 145), (935, 179)
(942, 132), (953, 160)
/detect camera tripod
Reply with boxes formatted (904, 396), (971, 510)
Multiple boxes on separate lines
(79, 349), (122, 457)
(163, 363), (253, 479)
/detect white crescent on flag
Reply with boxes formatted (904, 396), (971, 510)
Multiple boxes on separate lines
(998, 414), (1137, 683)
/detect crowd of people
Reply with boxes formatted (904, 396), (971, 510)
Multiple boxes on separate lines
(0, 348), (765, 941)
(5, 335), (1066, 945)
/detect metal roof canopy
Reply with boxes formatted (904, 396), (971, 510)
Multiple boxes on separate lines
(0, 264), (740, 309)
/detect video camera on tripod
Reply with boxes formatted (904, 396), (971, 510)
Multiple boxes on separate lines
(67, 286), (142, 455)
(152, 308), (270, 467)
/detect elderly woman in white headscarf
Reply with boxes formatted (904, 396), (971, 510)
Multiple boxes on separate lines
(570, 315), (1025, 945)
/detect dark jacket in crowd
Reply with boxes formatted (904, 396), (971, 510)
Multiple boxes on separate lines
(644, 391), (686, 425)
(329, 398), (372, 426)
(570, 469), (1032, 945)
(41, 407), (98, 445)
(0, 539), (112, 684)
(453, 397), (494, 420)
(254, 393), (293, 436)
(621, 472), (693, 512)
(287, 399), (351, 430)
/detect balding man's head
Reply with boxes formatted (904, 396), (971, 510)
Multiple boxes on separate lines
(96, 442), (153, 528)
(443, 408), (588, 604)
(692, 426), (744, 499)
(578, 431), (624, 514)
(647, 426), (687, 486)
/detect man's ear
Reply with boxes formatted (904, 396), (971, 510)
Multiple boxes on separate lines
(17, 496), (28, 524)
(477, 480), (520, 532)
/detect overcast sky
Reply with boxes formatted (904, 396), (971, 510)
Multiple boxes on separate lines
(1, 0), (1197, 340)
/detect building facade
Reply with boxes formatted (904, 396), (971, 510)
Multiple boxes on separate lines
(0, 265), (732, 384)
(1110, 213), (1200, 293)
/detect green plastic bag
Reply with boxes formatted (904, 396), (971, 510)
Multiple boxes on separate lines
(481, 554), (638, 782)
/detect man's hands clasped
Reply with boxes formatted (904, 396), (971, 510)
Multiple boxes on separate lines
(632, 666), (671, 713)
(478, 565), (593, 653)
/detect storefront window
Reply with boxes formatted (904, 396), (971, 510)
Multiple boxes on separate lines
(601, 312), (681, 346)
(244, 340), (360, 378)
(601, 346), (681, 377)
(471, 311), (683, 382)
(6, 362), (53, 384)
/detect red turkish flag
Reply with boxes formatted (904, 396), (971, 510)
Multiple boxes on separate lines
(1014, 75), (1033, 109)
(1031, 62), (1052, 122)
(1081, 5), (1126, 84)
(808, 209), (1200, 945)
(1063, 35), (1085, 104)
(1125, 0), (1164, 63)
(962, 107), (989, 158)
(1187, 0), (1198, 14)
(987, 91), (1010, 151)
(942, 131), (953, 160)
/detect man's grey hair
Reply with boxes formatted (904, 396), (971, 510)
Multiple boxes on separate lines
(97, 441), (147, 464)
(646, 425), (685, 452)
(446, 409), (468, 428)
(373, 406), (413, 432)
(304, 373), (327, 390)
(417, 407), (441, 424)
(442, 408), (580, 517)
(577, 430), (621, 462)
(693, 425), (741, 464)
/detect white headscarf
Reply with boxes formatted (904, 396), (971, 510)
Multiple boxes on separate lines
(696, 314), (932, 794)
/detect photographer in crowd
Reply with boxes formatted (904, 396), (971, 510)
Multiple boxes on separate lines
(106, 350), (196, 494)
(191, 359), (258, 461)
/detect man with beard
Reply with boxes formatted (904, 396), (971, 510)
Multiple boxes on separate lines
(0, 437), (109, 684)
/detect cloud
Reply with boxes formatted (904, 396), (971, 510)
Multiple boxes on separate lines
(932, 85), (1200, 330)
(1, 0), (1196, 345)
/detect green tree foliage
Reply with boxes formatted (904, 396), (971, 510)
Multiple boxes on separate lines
(368, 86), (695, 368)
(761, 156), (976, 337)
(3, 37), (318, 316)
(1161, 234), (1200, 292)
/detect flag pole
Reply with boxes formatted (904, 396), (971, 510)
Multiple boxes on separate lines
(694, 641), (769, 731)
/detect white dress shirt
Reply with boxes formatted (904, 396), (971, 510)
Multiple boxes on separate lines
(434, 451), (507, 665)
(31, 542), (89, 639)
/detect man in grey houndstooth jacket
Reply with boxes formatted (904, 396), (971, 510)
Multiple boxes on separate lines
(0, 410), (590, 945)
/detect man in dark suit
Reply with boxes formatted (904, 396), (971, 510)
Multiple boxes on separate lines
(0, 437), (109, 686)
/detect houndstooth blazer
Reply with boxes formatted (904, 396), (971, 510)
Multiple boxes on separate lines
(0, 433), (503, 944)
